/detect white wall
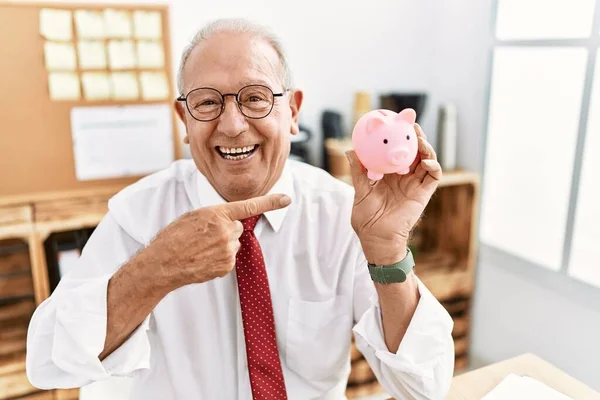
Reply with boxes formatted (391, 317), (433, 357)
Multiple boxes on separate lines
(169, 0), (491, 170)
(471, 254), (600, 391)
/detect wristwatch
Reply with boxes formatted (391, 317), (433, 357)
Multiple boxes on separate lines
(368, 248), (415, 284)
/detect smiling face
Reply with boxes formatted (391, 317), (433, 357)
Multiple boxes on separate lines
(175, 32), (303, 202)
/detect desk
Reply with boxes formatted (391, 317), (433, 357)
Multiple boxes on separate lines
(447, 353), (600, 400)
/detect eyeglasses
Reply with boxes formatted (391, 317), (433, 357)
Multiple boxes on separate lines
(177, 84), (287, 122)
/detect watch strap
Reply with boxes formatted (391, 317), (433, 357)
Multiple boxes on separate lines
(368, 248), (415, 283)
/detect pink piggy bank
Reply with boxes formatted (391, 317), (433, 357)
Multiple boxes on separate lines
(351, 108), (419, 181)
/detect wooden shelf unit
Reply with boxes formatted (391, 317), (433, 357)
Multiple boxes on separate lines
(0, 187), (122, 400)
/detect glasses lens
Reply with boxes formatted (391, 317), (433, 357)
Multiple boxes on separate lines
(238, 85), (274, 118)
(186, 88), (223, 121)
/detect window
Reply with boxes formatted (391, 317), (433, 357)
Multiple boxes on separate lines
(480, 0), (600, 289)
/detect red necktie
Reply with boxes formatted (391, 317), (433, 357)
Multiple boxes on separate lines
(236, 215), (288, 399)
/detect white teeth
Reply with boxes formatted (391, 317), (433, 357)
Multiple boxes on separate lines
(218, 145), (256, 155)
(223, 152), (252, 160)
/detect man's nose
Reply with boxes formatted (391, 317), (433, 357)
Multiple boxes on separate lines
(218, 97), (248, 137)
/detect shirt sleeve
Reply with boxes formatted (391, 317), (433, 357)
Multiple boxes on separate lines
(351, 250), (455, 400)
(26, 212), (152, 390)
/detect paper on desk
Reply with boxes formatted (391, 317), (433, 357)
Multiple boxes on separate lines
(137, 41), (165, 68)
(40, 9), (73, 41)
(48, 72), (80, 101)
(81, 72), (111, 100)
(104, 9), (132, 38)
(74, 10), (105, 39)
(133, 10), (162, 39)
(482, 373), (574, 400)
(139, 71), (170, 100)
(44, 42), (77, 70)
(70, 104), (174, 180)
(77, 41), (107, 69)
(110, 72), (139, 100)
(107, 40), (136, 69)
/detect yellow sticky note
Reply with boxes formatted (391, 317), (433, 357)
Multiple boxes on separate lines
(107, 40), (136, 69)
(81, 72), (111, 100)
(77, 41), (107, 69)
(133, 11), (162, 39)
(136, 41), (164, 68)
(48, 72), (80, 101)
(110, 72), (139, 100)
(44, 42), (77, 71)
(139, 71), (169, 100)
(74, 10), (105, 39)
(40, 9), (73, 41)
(104, 9), (132, 38)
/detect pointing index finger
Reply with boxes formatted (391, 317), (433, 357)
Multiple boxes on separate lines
(221, 194), (292, 221)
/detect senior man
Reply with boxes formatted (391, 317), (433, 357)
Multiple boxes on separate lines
(26, 18), (454, 400)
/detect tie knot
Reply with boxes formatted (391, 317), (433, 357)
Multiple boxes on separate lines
(241, 215), (261, 232)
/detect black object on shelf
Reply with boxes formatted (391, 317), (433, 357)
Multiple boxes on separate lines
(44, 228), (95, 293)
(290, 123), (312, 164)
(380, 93), (427, 122)
(321, 110), (345, 171)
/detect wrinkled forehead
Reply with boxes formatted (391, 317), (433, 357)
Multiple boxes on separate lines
(183, 32), (284, 93)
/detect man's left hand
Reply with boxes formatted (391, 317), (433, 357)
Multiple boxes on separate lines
(346, 123), (442, 266)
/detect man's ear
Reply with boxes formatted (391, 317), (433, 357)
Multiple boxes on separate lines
(174, 100), (189, 144)
(289, 90), (304, 135)
(174, 99), (186, 123)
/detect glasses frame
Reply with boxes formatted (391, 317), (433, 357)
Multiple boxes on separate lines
(176, 84), (287, 122)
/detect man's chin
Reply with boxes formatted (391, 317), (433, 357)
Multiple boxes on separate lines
(215, 177), (266, 201)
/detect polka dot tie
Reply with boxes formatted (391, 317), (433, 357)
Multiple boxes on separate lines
(236, 215), (288, 399)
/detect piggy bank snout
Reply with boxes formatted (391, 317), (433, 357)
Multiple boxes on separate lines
(387, 148), (410, 166)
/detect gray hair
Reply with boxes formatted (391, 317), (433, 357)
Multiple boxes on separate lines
(176, 18), (294, 95)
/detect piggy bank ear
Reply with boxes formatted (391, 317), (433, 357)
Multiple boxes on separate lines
(397, 108), (416, 124)
(366, 116), (385, 135)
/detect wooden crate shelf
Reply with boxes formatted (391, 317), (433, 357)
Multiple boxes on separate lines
(0, 186), (125, 400)
(0, 351), (26, 376)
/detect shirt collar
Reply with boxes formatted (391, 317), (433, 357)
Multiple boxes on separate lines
(194, 162), (294, 233)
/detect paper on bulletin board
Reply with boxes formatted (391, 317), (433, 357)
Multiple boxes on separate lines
(133, 10), (162, 39)
(74, 10), (105, 39)
(44, 42), (77, 70)
(139, 71), (169, 100)
(81, 72), (111, 100)
(48, 72), (80, 100)
(77, 41), (107, 69)
(110, 72), (139, 100)
(104, 9), (132, 38)
(136, 41), (165, 68)
(107, 40), (136, 69)
(70, 104), (174, 181)
(39, 9), (73, 41)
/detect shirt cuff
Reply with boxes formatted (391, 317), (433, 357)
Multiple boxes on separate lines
(352, 276), (454, 379)
(51, 273), (151, 380)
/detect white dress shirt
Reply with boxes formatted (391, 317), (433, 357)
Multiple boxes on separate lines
(26, 159), (454, 400)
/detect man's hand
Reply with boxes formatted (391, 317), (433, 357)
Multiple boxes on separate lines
(146, 193), (291, 291)
(99, 193), (291, 361)
(346, 123), (442, 265)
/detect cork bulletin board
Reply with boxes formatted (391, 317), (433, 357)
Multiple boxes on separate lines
(0, 2), (182, 199)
